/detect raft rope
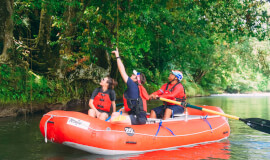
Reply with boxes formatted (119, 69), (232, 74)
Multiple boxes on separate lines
(155, 120), (175, 137)
(201, 115), (213, 133)
(44, 115), (54, 143)
(42, 113), (225, 139)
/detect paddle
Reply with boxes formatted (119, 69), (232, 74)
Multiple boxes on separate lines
(116, 103), (124, 107)
(159, 97), (270, 134)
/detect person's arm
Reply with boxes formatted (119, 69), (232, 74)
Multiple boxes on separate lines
(112, 48), (128, 83)
(112, 101), (116, 112)
(149, 84), (167, 99)
(110, 90), (117, 113)
(89, 88), (99, 112)
(89, 99), (98, 112)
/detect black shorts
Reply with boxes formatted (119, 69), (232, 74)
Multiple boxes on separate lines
(152, 105), (184, 119)
(129, 111), (147, 125)
(97, 109), (110, 116)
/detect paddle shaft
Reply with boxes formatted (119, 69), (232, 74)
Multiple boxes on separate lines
(159, 97), (270, 134)
(159, 97), (240, 120)
(116, 103), (124, 107)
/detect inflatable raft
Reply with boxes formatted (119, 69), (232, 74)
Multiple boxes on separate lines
(39, 106), (230, 155)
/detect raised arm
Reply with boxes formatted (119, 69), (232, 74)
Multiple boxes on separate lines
(111, 48), (128, 83)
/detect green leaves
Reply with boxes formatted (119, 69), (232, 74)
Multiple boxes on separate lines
(5, 0), (270, 103)
(0, 64), (58, 103)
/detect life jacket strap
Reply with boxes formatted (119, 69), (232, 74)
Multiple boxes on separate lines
(97, 105), (104, 108)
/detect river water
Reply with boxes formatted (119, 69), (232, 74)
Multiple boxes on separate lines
(0, 95), (270, 160)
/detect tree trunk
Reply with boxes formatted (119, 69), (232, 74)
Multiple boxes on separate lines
(0, 0), (14, 62)
(33, 0), (52, 73)
(63, 0), (78, 54)
(194, 70), (207, 84)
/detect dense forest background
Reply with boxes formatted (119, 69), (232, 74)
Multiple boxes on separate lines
(0, 0), (270, 109)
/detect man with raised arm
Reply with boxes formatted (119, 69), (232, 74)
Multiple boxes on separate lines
(111, 48), (149, 125)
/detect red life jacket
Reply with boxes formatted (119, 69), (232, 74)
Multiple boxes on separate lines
(163, 82), (186, 105)
(138, 85), (149, 112)
(93, 90), (112, 112)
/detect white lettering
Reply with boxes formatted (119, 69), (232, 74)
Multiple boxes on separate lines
(125, 128), (134, 133)
(67, 117), (90, 130)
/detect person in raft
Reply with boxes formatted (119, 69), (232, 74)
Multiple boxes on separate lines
(149, 70), (186, 120)
(88, 77), (118, 121)
(110, 47), (149, 125)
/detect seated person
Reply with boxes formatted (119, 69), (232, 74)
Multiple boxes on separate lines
(149, 70), (186, 120)
(88, 77), (117, 120)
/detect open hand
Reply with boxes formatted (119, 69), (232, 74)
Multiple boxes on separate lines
(111, 47), (119, 57)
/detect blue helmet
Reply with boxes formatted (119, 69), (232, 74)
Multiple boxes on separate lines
(171, 70), (183, 81)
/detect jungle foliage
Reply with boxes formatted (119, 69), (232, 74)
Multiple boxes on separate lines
(0, 0), (270, 105)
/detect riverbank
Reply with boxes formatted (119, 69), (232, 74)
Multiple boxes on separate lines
(211, 92), (270, 97)
(1, 91), (269, 118)
(0, 91), (206, 118)
(0, 99), (88, 118)
(0, 77), (210, 118)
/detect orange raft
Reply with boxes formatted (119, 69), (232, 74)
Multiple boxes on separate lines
(39, 106), (230, 155)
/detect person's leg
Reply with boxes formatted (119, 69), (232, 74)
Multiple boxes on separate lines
(88, 109), (97, 117)
(110, 112), (120, 121)
(110, 111), (131, 124)
(110, 111), (128, 118)
(99, 112), (109, 121)
(149, 105), (165, 119)
(149, 110), (157, 118)
(111, 115), (131, 125)
(163, 105), (184, 120)
(163, 108), (172, 120)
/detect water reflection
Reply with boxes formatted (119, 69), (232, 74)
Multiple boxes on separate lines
(122, 141), (231, 160)
(1, 95), (270, 159)
(44, 141), (231, 160)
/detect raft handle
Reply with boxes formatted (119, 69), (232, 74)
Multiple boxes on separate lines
(126, 141), (137, 144)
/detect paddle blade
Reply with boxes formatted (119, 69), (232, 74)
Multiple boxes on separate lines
(240, 118), (270, 134)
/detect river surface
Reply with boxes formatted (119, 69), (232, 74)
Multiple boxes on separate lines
(1, 95), (270, 160)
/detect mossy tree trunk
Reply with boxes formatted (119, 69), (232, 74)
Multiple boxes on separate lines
(33, 0), (52, 73)
(0, 0), (14, 62)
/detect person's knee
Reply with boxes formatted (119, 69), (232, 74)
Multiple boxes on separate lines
(150, 110), (156, 118)
(88, 109), (95, 117)
(99, 113), (108, 121)
(111, 112), (120, 117)
(165, 108), (172, 113)
(163, 109), (172, 120)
